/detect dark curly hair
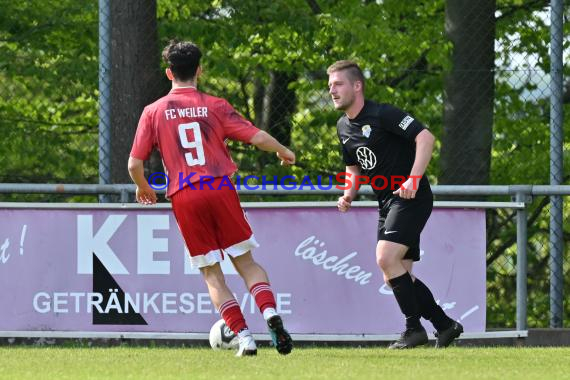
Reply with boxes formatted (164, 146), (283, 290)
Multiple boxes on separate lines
(162, 40), (202, 82)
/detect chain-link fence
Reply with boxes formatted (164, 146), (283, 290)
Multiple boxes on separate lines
(0, 1), (568, 329)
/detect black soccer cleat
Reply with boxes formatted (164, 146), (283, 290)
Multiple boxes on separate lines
(435, 321), (463, 348)
(267, 315), (293, 355)
(388, 327), (428, 349)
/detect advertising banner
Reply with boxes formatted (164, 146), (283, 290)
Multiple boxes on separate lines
(0, 204), (486, 334)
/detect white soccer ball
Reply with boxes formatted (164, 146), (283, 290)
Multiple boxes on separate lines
(209, 319), (239, 350)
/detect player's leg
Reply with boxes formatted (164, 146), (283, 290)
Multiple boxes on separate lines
(199, 262), (256, 355)
(376, 240), (428, 349)
(171, 183), (256, 356)
(413, 273), (463, 348)
(403, 255), (462, 347)
(216, 179), (293, 355)
(377, 197), (437, 348)
(229, 247), (293, 355)
(399, 199), (463, 348)
(403, 258), (463, 346)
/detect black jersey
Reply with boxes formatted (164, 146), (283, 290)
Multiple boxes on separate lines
(336, 100), (432, 202)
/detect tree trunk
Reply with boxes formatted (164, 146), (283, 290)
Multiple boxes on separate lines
(256, 71), (297, 146)
(110, 0), (166, 184)
(251, 70), (296, 169)
(440, 0), (496, 185)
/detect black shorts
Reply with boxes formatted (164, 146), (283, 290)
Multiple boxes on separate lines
(377, 195), (433, 261)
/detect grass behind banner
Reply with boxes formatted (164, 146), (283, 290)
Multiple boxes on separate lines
(1, 346), (569, 379)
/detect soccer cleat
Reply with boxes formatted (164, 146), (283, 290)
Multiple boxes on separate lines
(235, 334), (257, 357)
(435, 321), (463, 348)
(388, 327), (428, 349)
(267, 315), (293, 355)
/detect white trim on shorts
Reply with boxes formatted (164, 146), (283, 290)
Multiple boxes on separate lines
(189, 234), (260, 269)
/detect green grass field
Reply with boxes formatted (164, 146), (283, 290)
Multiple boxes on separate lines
(2, 346), (570, 380)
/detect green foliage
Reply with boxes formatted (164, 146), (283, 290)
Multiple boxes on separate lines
(0, 0), (98, 188)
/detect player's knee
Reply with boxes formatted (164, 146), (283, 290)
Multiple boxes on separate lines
(377, 252), (398, 271)
(233, 255), (261, 274)
(201, 267), (226, 289)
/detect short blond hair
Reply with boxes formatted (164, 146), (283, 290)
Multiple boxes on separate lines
(327, 60), (365, 90)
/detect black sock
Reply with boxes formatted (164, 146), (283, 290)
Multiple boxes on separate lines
(389, 272), (422, 330)
(414, 278), (453, 331)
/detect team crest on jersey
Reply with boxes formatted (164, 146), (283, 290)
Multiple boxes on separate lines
(362, 125), (371, 138)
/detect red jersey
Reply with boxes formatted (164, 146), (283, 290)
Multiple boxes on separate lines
(130, 87), (260, 197)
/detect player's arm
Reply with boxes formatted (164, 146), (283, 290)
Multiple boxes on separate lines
(394, 129), (435, 199)
(338, 165), (361, 212)
(127, 156), (157, 205)
(249, 130), (295, 166)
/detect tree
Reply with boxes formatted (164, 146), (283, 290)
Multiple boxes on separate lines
(440, 0), (496, 186)
(110, 0), (168, 184)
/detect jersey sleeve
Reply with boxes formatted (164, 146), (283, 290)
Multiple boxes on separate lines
(337, 124), (357, 166)
(341, 145), (357, 166)
(378, 104), (426, 141)
(130, 107), (155, 160)
(220, 100), (261, 143)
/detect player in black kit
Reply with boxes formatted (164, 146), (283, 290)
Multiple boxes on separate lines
(328, 60), (463, 349)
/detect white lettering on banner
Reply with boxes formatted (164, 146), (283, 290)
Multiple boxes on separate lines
(137, 215), (170, 274)
(19, 224), (27, 255)
(294, 236), (473, 318)
(53, 292), (68, 313)
(0, 225), (27, 265)
(198, 293), (212, 313)
(104, 289), (121, 313)
(144, 293), (160, 313)
(441, 301), (456, 311)
(379, 284), (393, 295)
(179, 293), (195, 313)
(0, 238), (9, 264)
(76, 214), (231, 276)
(32, 291), (292, 315)
(237, 293), (255, 314)
(77, 215), (129, 274)
(87, 293), (104, 313)
(162, 293), (177, 314)
(69, 292), (85, 313)
(276, 293), (292, 315)
(294, 236), (372, 285)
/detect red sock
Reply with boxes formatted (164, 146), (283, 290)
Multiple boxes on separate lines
(250, 282), (277, 313)
(219, 299), (247, 334)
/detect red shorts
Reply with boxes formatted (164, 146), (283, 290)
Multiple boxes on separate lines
(171, 177), (259, 269)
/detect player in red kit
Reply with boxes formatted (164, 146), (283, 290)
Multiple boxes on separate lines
(128, 40), (295, 357)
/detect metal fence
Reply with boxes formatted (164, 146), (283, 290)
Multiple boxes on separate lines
(0, 1), (567, 329)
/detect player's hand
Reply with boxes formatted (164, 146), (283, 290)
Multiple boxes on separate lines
(277, 149), (296, 166)
(393, 177), (417, 199)
(337, 195), (352, 212)
(135, 185), (157, 205)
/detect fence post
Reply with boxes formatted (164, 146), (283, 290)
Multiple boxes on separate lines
(514, 188), (530, 331)
(549, 0), (564, 328)
(98, 0), (112, 203)
(120, 188), (130, 203)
